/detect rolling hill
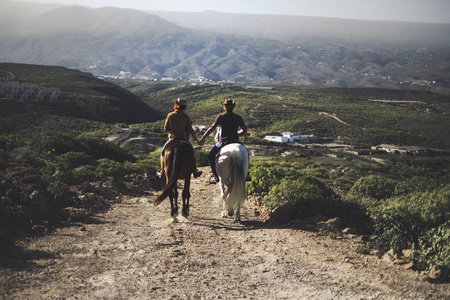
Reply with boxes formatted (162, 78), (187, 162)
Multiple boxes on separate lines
(0, 63), (164, 135)
(0, 1), (449, 93)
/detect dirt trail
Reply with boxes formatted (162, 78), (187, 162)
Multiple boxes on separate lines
(1, 167), (449, 299)
(319, 112), (350, 126)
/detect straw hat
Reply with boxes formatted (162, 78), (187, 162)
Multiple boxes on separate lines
(221, 98), (235, 108)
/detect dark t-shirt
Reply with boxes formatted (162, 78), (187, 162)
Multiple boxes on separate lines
(214, 111), (245, 141)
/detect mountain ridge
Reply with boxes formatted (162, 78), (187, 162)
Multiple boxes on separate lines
(0, 2), (449, 92)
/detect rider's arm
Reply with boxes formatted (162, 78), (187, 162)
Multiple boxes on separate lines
(199, 122), (218, 144)
(163, 115), (171, 132)
(238, 123), (247, 135)
(188, 126), (200, 144)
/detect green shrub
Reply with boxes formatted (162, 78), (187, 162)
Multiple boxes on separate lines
(44, 152), (95, 185)
(247, 163), (303, 194)
(10, 146), (46, 167)
(395, 176), (442, 196)
(31, 132), (84, 155)
(370, 185), (450, 252)
(46, 180), (71, 209)
(56, 152), (93, 169)
(195, 149), (209, 168)
(72, 165), (96, 184)
(0, 149), (7, 169)
(265, 175), (338, 218)
(419, 221), (450, 269)
(95, 158), (126, 186)
(124, 156), (159, 175)
(78, 136), (136, 163)
(356, 246), (372, 255)
(349, 175), (396, 201)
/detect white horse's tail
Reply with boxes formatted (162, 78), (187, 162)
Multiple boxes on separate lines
(227, 145), (249, 212)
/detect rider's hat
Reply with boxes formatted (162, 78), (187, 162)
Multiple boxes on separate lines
(176, 98), (187, 106)
(221, 98), (235, 108)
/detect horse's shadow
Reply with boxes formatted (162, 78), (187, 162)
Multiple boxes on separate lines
(189, 216), (319, 232)
(0, 241), (57, 271)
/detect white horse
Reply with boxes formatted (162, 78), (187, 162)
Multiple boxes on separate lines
(215, 129), (249, 221)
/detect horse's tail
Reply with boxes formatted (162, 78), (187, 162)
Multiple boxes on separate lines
(228, 145), (248, 210)
(153, 144), (184, 206)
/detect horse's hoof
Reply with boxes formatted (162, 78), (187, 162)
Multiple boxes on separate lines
(171, 216), (179, 223)
(221, 211), (227, 218)
(228, 209), (234, 217)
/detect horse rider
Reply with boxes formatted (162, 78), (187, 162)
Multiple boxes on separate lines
(158, 98), (202, 178)
(198, 98), (250, 183)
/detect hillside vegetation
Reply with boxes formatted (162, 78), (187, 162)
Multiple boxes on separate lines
(126, 81), (450, 150)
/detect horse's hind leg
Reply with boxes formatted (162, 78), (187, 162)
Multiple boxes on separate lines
(234, 205), (241, 222)
(182, 179), (190, 217)
(169, 189), (179, 222)
(220, 184), (229, 218)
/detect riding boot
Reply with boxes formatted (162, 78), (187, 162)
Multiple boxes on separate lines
(246, 173), (252, 182)
(193, 169), (202, 178)
(156, 154), (164, 178)
(209, 173), (219, 184)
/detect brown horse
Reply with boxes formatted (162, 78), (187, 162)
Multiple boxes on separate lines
(153, 140), (195, 221)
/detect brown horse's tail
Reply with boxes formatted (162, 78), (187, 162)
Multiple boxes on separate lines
(153, 144), (184, 206)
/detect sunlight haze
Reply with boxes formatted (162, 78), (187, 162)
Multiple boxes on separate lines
(10, 0), (450, 23)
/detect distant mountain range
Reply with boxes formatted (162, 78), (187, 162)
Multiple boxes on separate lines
(1, 0), (449, 92)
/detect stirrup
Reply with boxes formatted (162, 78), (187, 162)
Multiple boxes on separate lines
(209, 174), (219, 184)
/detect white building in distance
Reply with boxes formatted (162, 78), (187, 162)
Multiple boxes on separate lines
(264, 132), (313, 143)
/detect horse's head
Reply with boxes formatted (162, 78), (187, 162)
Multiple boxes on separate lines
(214, 127), (222, 144)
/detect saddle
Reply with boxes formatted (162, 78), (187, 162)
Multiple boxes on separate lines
(164, 138), (191, 152)
(215, 140), (243, 158)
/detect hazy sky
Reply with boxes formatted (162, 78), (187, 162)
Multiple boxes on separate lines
(13, 0), (450, 23)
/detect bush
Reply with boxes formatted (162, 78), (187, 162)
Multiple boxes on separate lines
(124, 157), (159, 175)
(370, 185), (450, 253)
(394, 176), (442, 196)
(56, 152), (93, 169)
(72, 165), (96, 184)
(195, 149), (209, 168)
(349, 175), (396, 201)
(46, 180), (71, 209)
(265, 175), (339, 218)
(45, 152), (95, 185)
(95, 158), (127, 186)
(30, 132), (84, 155)
(78, 136), (136, 163)
(0, 149), (7, 169)
(419, 221), (450, 269)
(247, 163), (303, 194)
(10, 146), (46, 167)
